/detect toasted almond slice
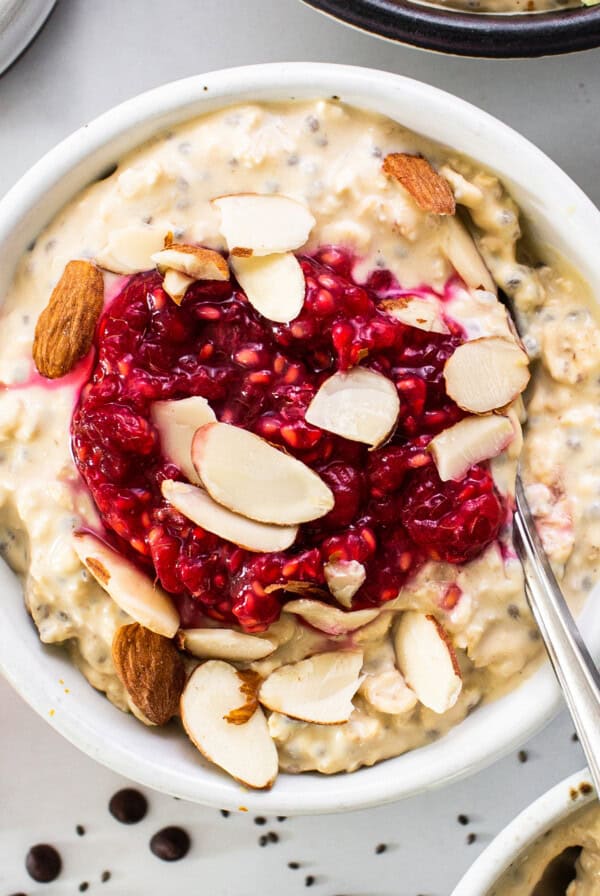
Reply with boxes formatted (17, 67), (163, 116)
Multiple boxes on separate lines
(383, 153), (455, 216)
(211, 193), (315, 256)
(151, 396), (216, 483)
(181, 661), (278, 789)
(259, 650), (364, 724)
(113, 623), (185, 725)
(380, 296), (449, 335)
(429, 414), (514, 482)
(394, 612), (462, 714)
(230, 252), (305, 323)
(323, 560), (366, 609)
(152, 244), (230, 281)
(444, 337), (530, 414)
(305, 367), (399, 449)
(443, 217), (495, 293)
(359, 669), (418, 716)
(161, 480), (298, 552)
(95, 226), (165, 274)
(177, 628), (276, 662)
(72, 533), (179, 637)
(162, 269), (195, 305)
(191, 422), (334, 525)
(283, 599), (379, 636)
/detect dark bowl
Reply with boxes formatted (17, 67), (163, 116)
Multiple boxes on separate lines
(303, 0), (600, 57)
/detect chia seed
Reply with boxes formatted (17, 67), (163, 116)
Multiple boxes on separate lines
(518, 750), (529, 763)
(305, 875), (316, 887)
(457, 814), (469, 826)
(467, 833), (477, 845)
(375, 843), (387, 854)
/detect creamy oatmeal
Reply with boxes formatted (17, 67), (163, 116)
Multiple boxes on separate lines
(492, 796), (600, 895)
(1, 100), (599, 787)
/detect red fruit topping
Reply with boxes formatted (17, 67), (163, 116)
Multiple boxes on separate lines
(71, 249), (505, 630)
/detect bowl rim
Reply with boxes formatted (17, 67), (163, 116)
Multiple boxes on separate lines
(2, 62), (600, 813)
(303, 0), (600, 57)
(451, 768), (596, 893)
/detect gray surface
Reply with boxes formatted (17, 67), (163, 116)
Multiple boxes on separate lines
(0, 2), (597, 894)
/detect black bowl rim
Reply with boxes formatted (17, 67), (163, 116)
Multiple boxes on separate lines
(303, 0), (600, 57)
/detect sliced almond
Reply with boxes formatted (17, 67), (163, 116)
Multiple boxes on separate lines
(223, 670), (261, 725)
(33, 260), (104, 379)
(323, 560), (366, 609)
(72, 533), (179, 637)
(259, 649), (364, 724)
(444, 337), (530, 414)
(112, 622), (185, 725)
(211, 193), (315, 256)
(177, 628), (276, 662)
(443, 217), (495, 293)
(161, 480), (298, 552)
(429, 414), (514, 482)
(283, 599), (379, 636)
(394, 612), (462, 714)
(380, 296), (449, 335)
(230, 252), (305, 323)
(162, 269), (195, 305)
(305, 367), (399, 449)
(191, 422), (334, 525)
(152, 244), (230, 281)
(151, 396), (216, 483)
(181, 660), (278, 789)
(95, 226), (165, 274)
(382, 153), (455, 216)
(359, 669), (418, 716)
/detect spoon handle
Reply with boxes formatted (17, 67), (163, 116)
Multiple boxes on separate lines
(514, 477), (600, 792)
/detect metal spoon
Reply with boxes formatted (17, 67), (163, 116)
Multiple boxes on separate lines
(513, 475), (600, 791)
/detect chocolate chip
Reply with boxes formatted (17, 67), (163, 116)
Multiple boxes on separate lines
(518, 750), (528, 764)
(467, 833), (477, 845)
(101, 870), (111, 883)
(76, 824), (86, 836)
(458, 814), (469, 826)
(254, 816), (267, 825)
(25, 844), (62, 883)
(150, 826), (191, 862)
(109, 788), (148, 824)
(375, 843), (387, 854)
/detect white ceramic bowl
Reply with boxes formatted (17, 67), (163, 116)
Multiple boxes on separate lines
(2, 62), (600, 814)
(452, 768), (596, 894)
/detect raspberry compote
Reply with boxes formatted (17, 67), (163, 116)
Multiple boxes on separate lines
(72, 247), (505, 631)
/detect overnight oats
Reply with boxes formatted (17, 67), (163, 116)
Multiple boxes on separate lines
(492, 797), (600, 895)
(1, 100), (599, 789)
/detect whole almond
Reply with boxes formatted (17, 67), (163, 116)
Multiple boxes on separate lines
(33, 260), (104, 378)
(382, 153), (456, 216)
(112, 623), (186, 726)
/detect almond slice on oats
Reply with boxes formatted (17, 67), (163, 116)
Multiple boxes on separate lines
(283, 599), (379, 636)
(181, 661), (278, 789)
(211, 193), (315, 256)
(162, 269), (195, 305)
(323, 560), (366, 609)
(429, 414), (514, 482)
(152, 244), (230, 281)
(359, 669), (418, 716)
(177, 628), (276, 662)
(95, 226), (165, 274)
(394, 612), (462, 714)
(162, 480), (298, 552)
(382, 153), (456, 216)
(259, 650), (364, 724)
(33, 260), (104, 379)
(151, 396), (216, 483)
(72, 532), (179, 637)
(380, 297), (449, 335)
(112, 623), (185, 725)
(443, 217), (495, 293)
(191, 422), (334, 525)
(444, 337), (530, 414)
(230, 252), (305, 323)
(305, 367), (400, 448)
